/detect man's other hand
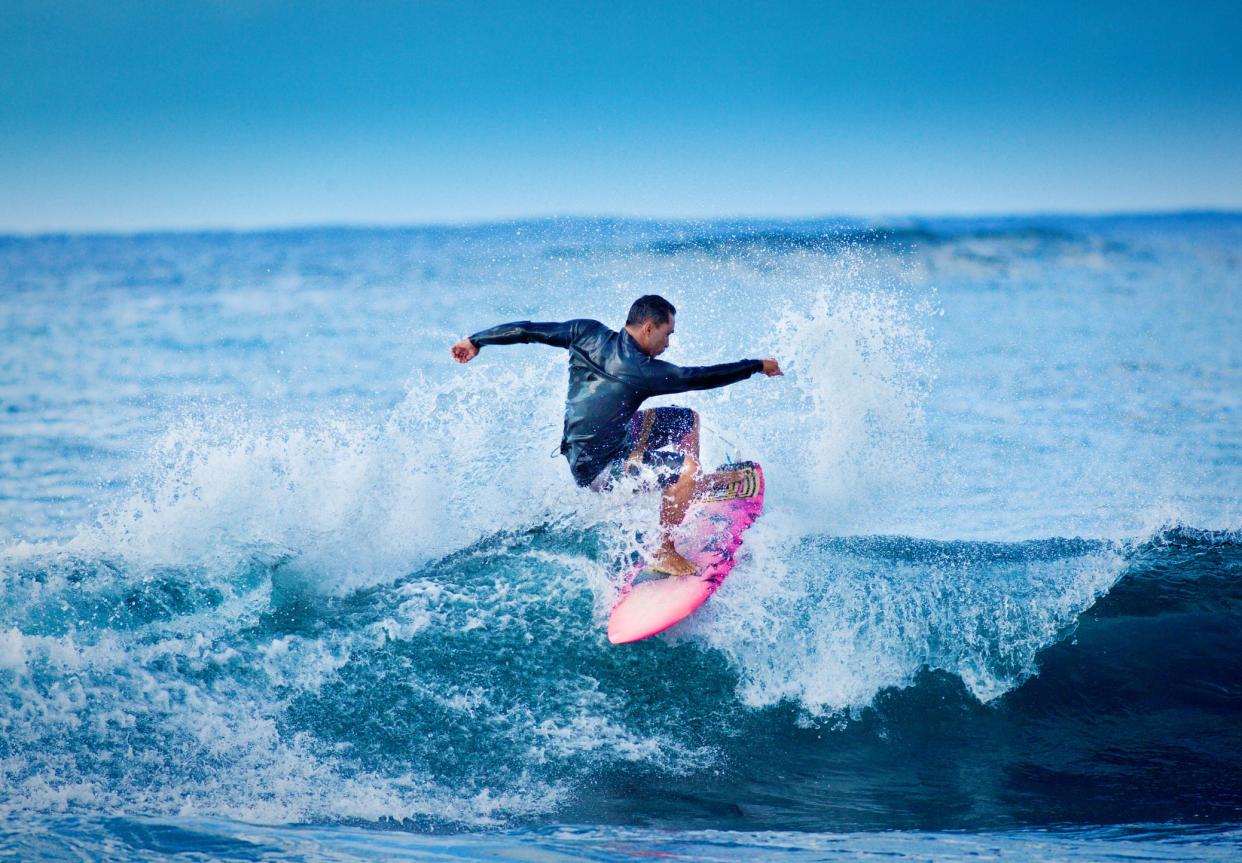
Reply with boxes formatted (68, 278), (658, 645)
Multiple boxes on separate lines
(761, 358), (783, 377)
(451, 338), (479, 363)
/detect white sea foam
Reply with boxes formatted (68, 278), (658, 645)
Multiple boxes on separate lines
(677, 525), (1126, 712)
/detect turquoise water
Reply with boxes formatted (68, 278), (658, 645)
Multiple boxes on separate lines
(1, 215), (1239, 859)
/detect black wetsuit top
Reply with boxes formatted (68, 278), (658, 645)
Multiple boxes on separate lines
(468, 319), (764, 486)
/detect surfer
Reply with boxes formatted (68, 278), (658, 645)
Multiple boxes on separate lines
(451, 295), (782, 576)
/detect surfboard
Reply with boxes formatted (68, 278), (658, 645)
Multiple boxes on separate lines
(607, 461), (764, 644)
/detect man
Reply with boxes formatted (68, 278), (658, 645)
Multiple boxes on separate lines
(451, 295), (782, 576)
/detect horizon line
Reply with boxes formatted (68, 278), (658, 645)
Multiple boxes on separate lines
(3, 206), (1240, 241)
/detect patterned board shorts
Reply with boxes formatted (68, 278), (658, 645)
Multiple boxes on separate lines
(589, 406), (696, 492)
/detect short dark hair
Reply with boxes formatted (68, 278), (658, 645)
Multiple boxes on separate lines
(626, 294), (676, 327)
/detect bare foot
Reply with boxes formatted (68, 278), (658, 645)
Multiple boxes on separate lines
(650, 547), (699, 577)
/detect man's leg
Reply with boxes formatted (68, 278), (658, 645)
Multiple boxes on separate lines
(651, 411), (702, 576)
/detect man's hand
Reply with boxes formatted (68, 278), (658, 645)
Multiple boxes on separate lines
(451, 338), (479, 363)
(760, 358), (783, 377)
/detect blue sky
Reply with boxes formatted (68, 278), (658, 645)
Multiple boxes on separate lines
(2, 0), (1240, 232)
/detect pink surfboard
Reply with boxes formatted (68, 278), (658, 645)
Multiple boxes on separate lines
(607, 461), (764, 644)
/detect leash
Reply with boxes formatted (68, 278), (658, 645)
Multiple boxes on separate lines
(698, 418), (744, 465)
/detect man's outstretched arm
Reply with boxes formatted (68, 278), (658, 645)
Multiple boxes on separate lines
(451, 320), (584, 363)
(638, 357), (782, 394)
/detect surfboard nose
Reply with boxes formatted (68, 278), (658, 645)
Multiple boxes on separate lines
(607, 573), (709, 643)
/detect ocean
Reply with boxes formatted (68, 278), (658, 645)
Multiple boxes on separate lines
(1, 214), (1239, 860)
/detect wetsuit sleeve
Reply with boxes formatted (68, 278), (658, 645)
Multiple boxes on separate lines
(468, 320), (583, 350)
(639, 358), (765, 396)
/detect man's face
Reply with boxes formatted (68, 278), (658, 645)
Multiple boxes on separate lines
(648, 315), (674, 356)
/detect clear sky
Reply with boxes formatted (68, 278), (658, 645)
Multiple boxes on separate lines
(2, 0), (1241, 232)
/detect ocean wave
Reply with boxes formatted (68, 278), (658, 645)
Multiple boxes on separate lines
(636, 223), (1088, 257)
(2, 213), (1238, 831)
(2, 522), (1238, 830)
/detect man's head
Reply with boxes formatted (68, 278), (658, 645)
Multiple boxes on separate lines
(624, 294), (676, 357)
